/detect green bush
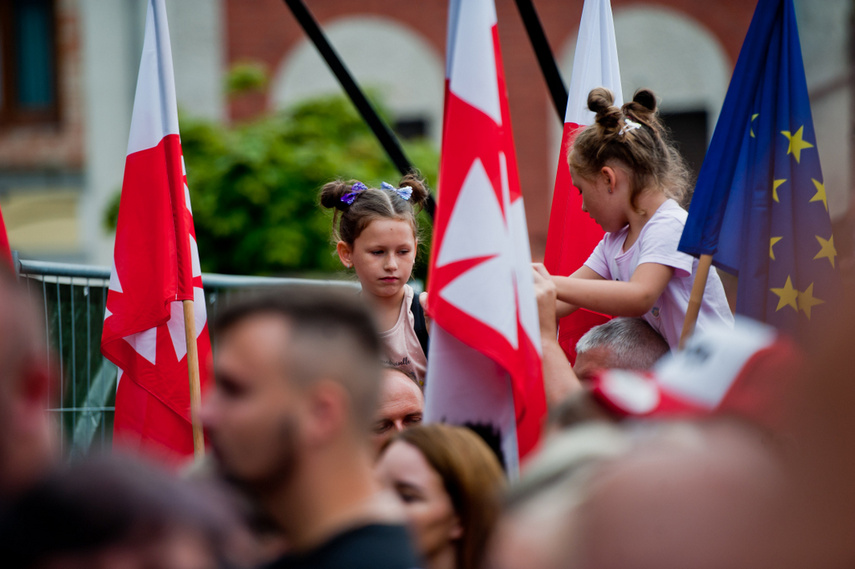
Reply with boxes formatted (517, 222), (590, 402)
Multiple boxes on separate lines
(105, 93), (438, 277)
(181, 95), (437, 277)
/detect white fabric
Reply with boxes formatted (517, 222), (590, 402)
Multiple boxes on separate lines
(447, 0), (501, 125)
(565, 0), (622, 125)
(654, 317), (777, 407)
(126, 0), (180, 155)
(380, 285), (427, 386)
(584, 199), (734, 348)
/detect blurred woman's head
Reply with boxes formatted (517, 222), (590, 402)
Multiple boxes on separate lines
(375, 424), (505, 569)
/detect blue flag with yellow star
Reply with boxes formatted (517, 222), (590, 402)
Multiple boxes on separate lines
(679, 0), (838, 341)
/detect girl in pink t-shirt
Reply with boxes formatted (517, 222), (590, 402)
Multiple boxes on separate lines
(320, 175), (430, 384)
(542, 88), (732, 348)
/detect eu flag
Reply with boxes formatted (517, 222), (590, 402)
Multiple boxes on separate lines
(678, 0), (838, 342)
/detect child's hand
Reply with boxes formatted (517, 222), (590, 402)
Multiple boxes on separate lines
(419, 291), (431, 334)
(533, 263), (578, 318)
(532, 265), (558, 338)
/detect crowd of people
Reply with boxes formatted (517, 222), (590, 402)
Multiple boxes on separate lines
(1, 88), (854, 568)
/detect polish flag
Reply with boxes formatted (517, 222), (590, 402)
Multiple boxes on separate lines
(0, 205), (12, 270)
(425, 0), (546, 478)
(544, 0), (622, 362)
(101, 0), (211, 466)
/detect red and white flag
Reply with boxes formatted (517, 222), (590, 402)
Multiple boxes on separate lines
(425, 0), (546, 478)
(101, 0), (210, 466)
(0, 205), (12, 271)
(544, 0), (622, 362)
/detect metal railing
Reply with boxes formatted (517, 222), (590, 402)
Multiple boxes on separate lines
(17, 258), (358, 457)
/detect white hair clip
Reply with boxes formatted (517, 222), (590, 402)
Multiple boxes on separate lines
(619, 118), (642, 136)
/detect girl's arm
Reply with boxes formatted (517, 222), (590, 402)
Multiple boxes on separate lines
(552, 262), (674, 317)
(552, 265), (606, 319)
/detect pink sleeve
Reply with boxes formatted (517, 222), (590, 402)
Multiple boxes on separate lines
(583, 236), (612, 279)
(637, 214), (694, 278)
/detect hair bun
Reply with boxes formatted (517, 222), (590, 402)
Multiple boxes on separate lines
(319, 179), (355, 211)
(398, 172), (430, 210)
(588, 87), (621, 132)
(587, 87), (615, 115)
(631, 89), (657, 113)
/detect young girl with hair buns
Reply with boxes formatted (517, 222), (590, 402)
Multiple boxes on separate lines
(543, 87), (733, 349)
(320, 174), (431, 385)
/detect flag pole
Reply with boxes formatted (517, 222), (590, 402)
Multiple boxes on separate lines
(282, 0), (436, 218)
(183, 300), (205, 458)
(512, 0), (568, 122)
(678, 254), (713, 349)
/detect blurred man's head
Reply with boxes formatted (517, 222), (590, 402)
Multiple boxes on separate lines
(371, 367), (423, 454)
(0, 268), (56, 497)
(574, 318), (669, 382)
(202, 287), (384, 495)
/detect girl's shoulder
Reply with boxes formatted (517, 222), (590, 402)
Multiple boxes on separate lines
(641, 199), (687, 236)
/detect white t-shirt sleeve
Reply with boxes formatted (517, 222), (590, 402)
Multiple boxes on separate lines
(636, 209), (694, 278)
(583, 236), (612, 279)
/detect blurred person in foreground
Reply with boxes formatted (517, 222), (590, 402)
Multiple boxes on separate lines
(0, 266), (57, 501)
(487, 417), (787, 569)
(371, 366), (424, 456)
(202, 288), (420, 569)
(375, 424), (505, 569)
(0, 454), (247, 569)
(489, 305), (855, 568)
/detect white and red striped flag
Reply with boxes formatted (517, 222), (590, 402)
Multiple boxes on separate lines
(101, 0), (210, 466)
(425, 0), (546, 478)
(544, 0), (622, 362)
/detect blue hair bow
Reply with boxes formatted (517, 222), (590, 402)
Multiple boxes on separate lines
(341, 181), (367, 205)
(381, 181), (413, 201)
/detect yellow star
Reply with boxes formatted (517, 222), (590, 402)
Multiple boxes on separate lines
(770, 276), (799, 313)
(750, 113), (759, 138)
(814, 234), (837, 268)
(770, 236), (783, 260)
(798, 283), (824, 319)
(781, 126), (814, 163)
(772, 179), (786, 203)
(811, 179), (828, 211)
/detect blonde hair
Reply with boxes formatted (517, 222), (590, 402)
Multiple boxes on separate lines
(569, 88), (692, 211)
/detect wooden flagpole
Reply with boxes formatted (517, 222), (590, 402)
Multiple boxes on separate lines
(183, 300), (205, 459)
(678, 254), (713, 349)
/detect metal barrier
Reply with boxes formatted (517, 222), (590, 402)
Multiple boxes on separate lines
(17, 258), (358, 457)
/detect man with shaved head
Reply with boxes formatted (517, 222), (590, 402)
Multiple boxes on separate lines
(202, 287), (419, 569)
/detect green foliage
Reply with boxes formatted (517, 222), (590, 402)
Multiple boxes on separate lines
(154, 94), (435, 276)
(226, 61), (269, 96)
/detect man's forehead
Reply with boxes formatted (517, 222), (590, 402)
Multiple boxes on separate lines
(215, 314), (294, 370)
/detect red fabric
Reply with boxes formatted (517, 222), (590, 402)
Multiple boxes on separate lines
(101, 1), (210, 465)
(427, 8), (545, 465)
(102, 135), (211, 466)
(0, 205), (12, 271)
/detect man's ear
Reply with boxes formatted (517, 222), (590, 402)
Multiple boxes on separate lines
(303, 380), (348, 446)
(336, 241), (353, 269)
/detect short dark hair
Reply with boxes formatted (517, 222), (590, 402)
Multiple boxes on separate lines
(214, 286), (384, 430)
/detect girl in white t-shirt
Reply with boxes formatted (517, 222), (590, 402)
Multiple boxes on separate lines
(320, 175), (430, 385)
(543, 88), (733, 349)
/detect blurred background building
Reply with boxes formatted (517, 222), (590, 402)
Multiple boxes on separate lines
(1, 0), (851, 266)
